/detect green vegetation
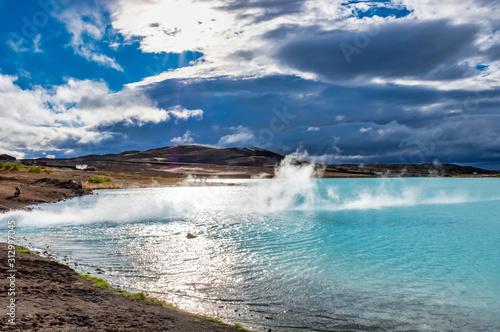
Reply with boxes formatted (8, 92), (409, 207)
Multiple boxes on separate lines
(234, 323), (253, 331)
(51, 259), (255, 331)
(117, 290), (179, 310)
(73, 268), (180, 310)
(0, 162), (15, 170)
(197, 315), (223, 323)
(88, 175), (112, 184)
(0, 162), (24, 171)
(29, 165), (42, 173)
(75, 271), (111, 289)
(17, 246), (31, 254)
(28, 165), (54, 173)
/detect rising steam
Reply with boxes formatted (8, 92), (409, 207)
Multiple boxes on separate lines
(1, 154), (492, 229)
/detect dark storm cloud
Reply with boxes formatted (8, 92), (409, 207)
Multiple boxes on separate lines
(129, 75), (500, 169)
(276, 20), (479, 82)
(485, 43), (500, 60)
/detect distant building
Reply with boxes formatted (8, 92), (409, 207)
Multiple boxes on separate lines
(0, 154), (16, 161)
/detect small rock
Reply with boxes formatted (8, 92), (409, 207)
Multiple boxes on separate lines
(186, 233), (197, 239)
(265, 316), (273, 320)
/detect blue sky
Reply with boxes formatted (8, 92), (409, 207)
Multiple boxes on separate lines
(1, 0), (499, 170)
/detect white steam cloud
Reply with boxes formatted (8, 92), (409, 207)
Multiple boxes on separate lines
(1, 154), (495, 229)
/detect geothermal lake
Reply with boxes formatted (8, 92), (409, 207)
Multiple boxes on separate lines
(3, 175), (500, 331)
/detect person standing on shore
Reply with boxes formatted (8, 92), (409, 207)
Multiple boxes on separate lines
(77, 179), (83, 193)
(14, 187), (21, 197)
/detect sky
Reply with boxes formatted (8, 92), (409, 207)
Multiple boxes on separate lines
(0, 0), (499, 170)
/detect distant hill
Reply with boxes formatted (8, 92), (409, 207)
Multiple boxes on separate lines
(324, 163), (497, 177)
(21, 145), (498, 178)
(76, 145), (286, 167)
(0, 154), (16, 161)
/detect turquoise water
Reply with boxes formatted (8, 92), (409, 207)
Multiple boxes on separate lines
(2, 176), (500, 331)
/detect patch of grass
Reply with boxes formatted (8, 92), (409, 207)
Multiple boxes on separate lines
(197, 315), (223, 323)
(29, 165), (43, 173)
(43, 167), (54, 174)
(75, 271), (111, 289)
(0, 162), (24, 171)
(28, 165), (54, 173)
(117, 289), (179, 310)
(17, 246), (31, 254)
(73, 268), (179, 310)
(0, 162), (14, 170)
(56, 261), (255, 331)
(234, 323), (252, 331)
(88, 175), (112, 184)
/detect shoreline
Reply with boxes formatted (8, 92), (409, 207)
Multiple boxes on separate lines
(0, 243), (253, 332)
(0, 169), (260, 331)
(0, 169), (320, 332)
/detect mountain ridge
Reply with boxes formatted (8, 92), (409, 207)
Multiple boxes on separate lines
(23, 145), (498, 178)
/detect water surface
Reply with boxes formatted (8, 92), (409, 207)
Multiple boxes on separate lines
(2, 176), (499, 331)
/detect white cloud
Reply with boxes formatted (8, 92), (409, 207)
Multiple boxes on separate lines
(115, 0), (500, 92)
(111, 0), (389, 85)
(0, 74), (172, 156)
(57, 6), (123, 71)
(307, 126), (320, 132)
(167, 105), (203, 122)
(170, 131), (194, 145)
(377, 128), (394, 136)
(400, 0), (500, 24)
(0, 147), (25, 159)
(112, 0), (230, 54)
(116, 0), (335, 86)
(217, 126), (256, 147)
